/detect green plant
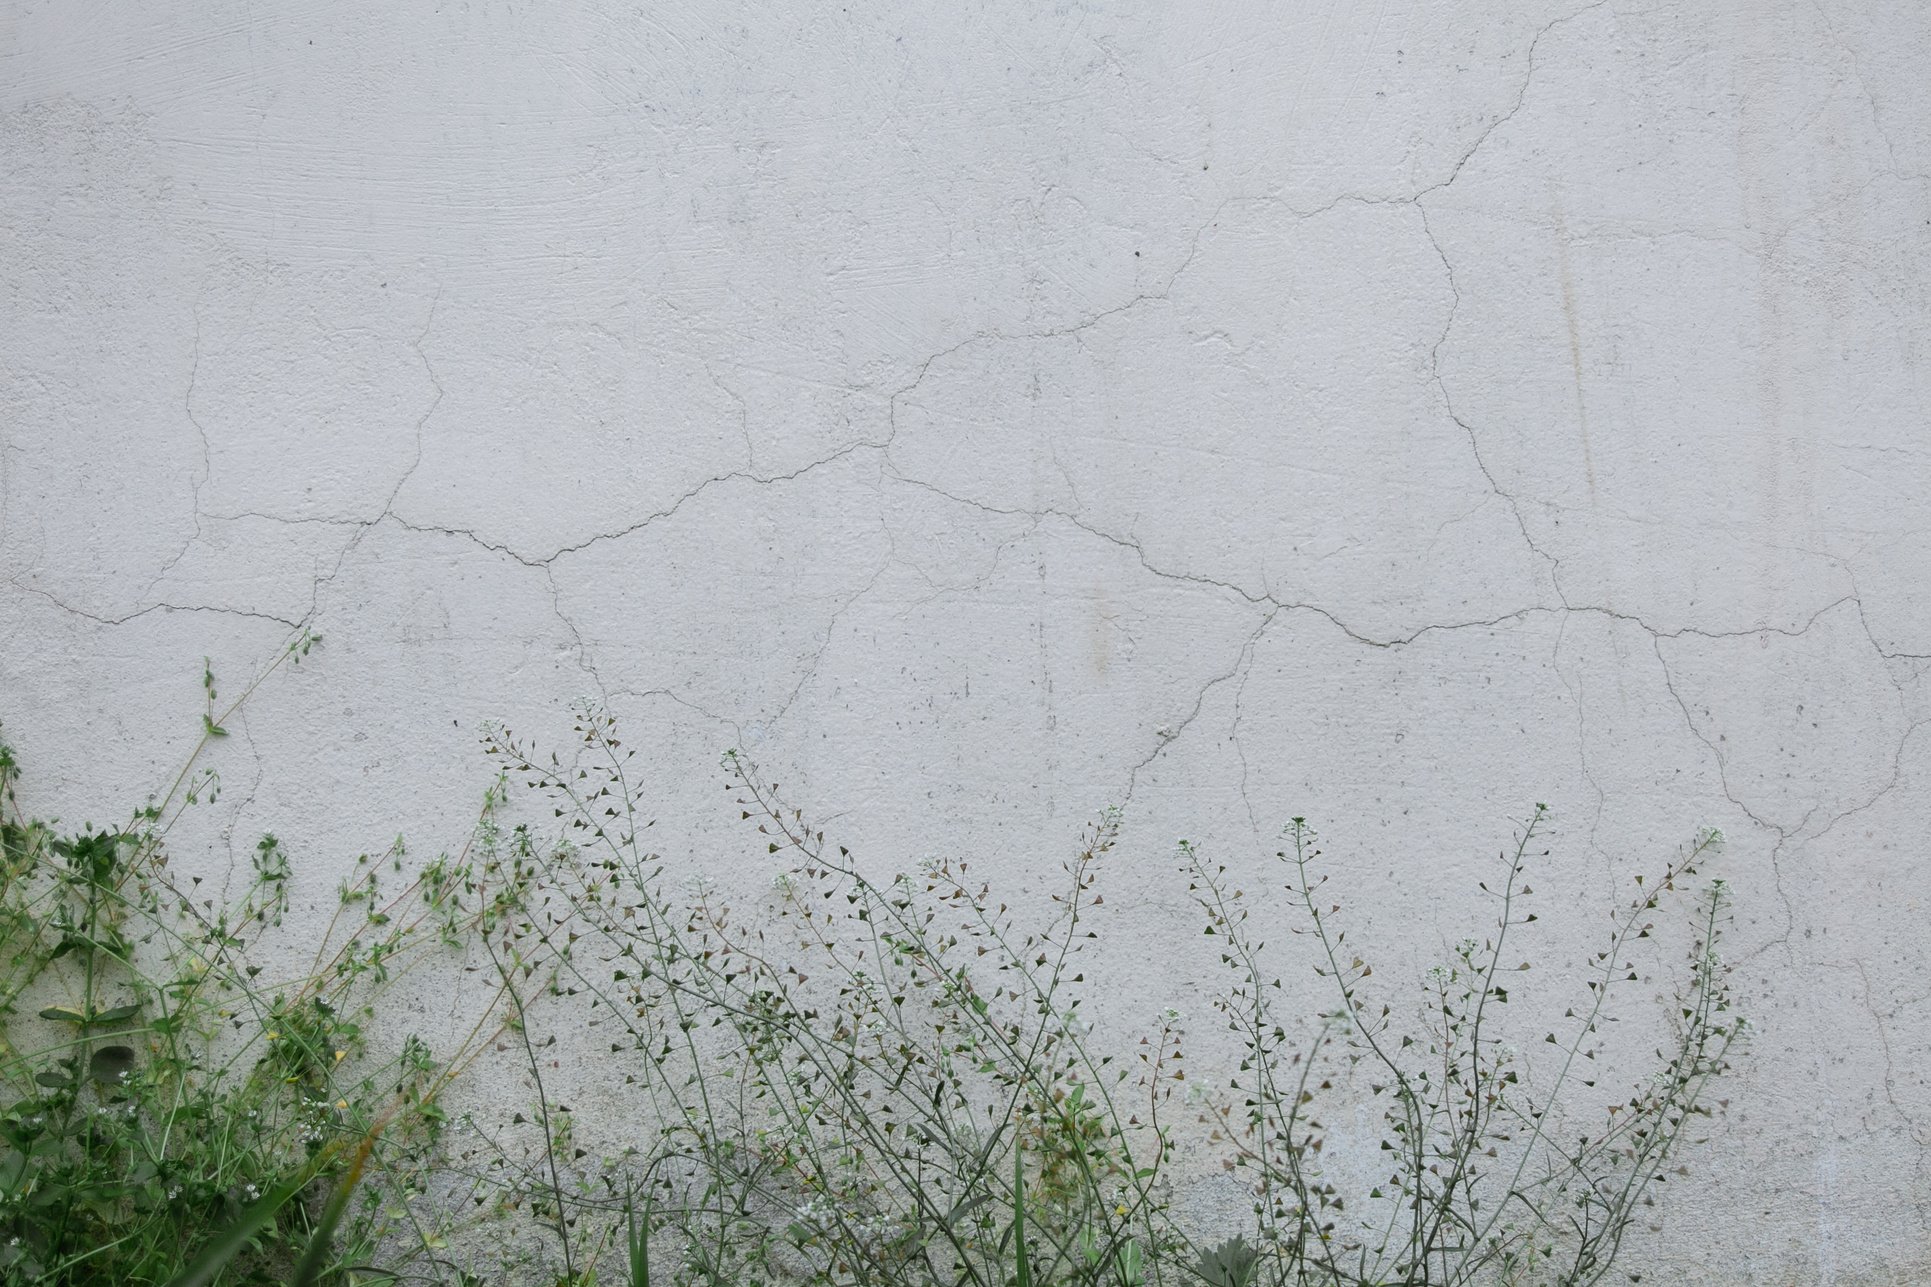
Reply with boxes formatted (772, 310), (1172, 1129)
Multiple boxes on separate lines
(465, 713), (1181, 1287)
(1185, 811), (1740, 1286)
(458, 710), (1737, 1287)
(0, 662), (1739, 1287)
(0, 632), (536, 1285)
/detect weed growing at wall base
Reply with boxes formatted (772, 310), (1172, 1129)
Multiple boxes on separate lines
(0, 633), (546, 1285)
(464, 708), (1741, 1287)
(1185, 813), (1738, 1286)
(0, 652), (1742, 1285)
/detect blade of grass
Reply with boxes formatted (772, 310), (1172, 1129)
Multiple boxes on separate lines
(292, 1129), (381, 1287)
(627, 1193), (652, 1287)
(160, 1175), (307, 1287)
(1014, 1146), (1032, 1287)
(161, 1125), (381, 1287)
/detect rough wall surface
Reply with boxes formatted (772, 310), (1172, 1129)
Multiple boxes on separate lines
(2, 2), (1927, 1281)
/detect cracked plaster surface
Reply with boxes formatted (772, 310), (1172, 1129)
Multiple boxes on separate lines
(3, 2), (1929, 1281)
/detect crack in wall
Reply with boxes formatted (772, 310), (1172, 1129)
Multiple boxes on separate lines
(701, 358), (758, 474)
(767, 551), (894, 732)
(602, 684), (745, 747)
(1550, 609), (1609, 864)
(1259, 0), (1612, 222)
(1848, 957), (1931, 1227)
(1228, 614), (1267, 853)
(1652, 630), (1794, 957)
(310, 290), (446, 602)
(544, 563), (606, 704)
(390, 439), (879, 570)
(138, 304), (215, 606)
(13, 583), (302, 631)
(1421, 0), (1613, 202)
(1806, 0), (1911, 181)
(1120, 605), (1280, 810)
(884, 473), (1863, 652)
(13, 0), (1910, 1021)
(1416, 200), (1569, 600)
(1237, 1), (1615, 609)
(879, 198), (1227, 467)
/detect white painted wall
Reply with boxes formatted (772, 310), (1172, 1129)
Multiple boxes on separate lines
(3, 2), (1928, 1281)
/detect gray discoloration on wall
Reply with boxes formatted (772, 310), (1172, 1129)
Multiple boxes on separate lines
(3, 3), (1927, 1281)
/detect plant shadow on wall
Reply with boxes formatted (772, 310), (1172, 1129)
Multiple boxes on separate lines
(0, 640), (1742, 1287)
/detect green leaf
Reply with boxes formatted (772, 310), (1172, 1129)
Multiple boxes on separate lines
(37, 1002), (138, 1025)
(626, 1194), (652, 1287)
(0, 1149), (28, 1191)
(1194, 1235), (1261, 1287)
(1013, 1147), (1032, 1287)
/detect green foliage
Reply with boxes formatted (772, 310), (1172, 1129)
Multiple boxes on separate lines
(0, 650), (1742, 1287)
(466, 711), (1183, 1286)
(1183, 811), (1740, 1286)
(1192, 1235), (1261, 1287)
(460, 710), (1741, 1287)
(0, 631), (534, 1285)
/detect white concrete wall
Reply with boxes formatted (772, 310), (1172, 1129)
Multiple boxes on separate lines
(3, 2), (1928, 1281)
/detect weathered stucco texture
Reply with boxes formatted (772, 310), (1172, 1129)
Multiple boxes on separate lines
(3, 2), (1929, 1281)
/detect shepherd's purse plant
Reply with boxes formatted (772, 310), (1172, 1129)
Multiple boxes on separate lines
(454, 707), (1740, 1287)
(0, 650), (1741, 1287)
